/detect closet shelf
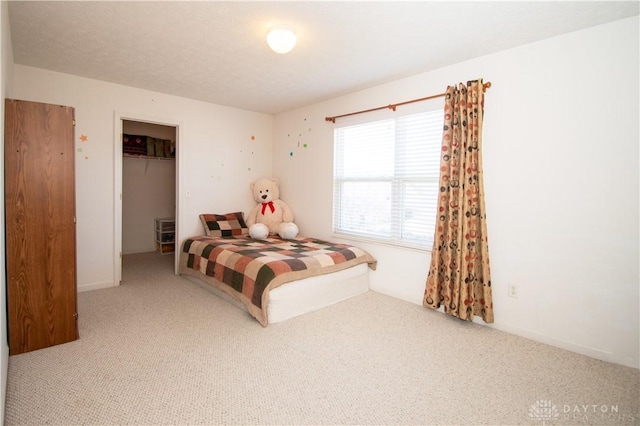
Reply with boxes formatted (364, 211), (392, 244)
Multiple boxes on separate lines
(123, 154), (174, 161)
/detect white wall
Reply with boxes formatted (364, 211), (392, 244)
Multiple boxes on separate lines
(0, 1), (13, 422)
(12, 66), (274, 291)
(273, 17), (639, 368)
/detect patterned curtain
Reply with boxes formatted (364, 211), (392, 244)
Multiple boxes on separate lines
(423, 79), (494, 323)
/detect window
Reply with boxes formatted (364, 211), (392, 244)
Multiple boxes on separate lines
(333, 103), (444, 250)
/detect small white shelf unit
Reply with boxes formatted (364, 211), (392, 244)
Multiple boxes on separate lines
(155, 218), (175, 254)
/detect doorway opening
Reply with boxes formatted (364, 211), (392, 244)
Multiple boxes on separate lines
(114, 112), (182, 285)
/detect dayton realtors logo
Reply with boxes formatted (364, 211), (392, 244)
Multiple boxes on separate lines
(529, 400), (637, 424)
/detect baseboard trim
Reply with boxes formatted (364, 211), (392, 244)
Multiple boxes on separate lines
(78, 281), (118, 292)
(373, 290), (637, 369)
(482, 322), (638, 368)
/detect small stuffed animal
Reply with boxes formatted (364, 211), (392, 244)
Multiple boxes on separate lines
(246, 178), (299, 239)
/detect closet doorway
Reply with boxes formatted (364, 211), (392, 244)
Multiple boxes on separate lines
(114, 113), (182, 285)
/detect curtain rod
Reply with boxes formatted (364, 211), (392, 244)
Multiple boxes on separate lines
(325, 81), (491, 123)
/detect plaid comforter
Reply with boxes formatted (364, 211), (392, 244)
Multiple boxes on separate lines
(179, 235), (377, 326)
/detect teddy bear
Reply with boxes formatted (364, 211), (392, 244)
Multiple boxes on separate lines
(246, 177), (299, 240)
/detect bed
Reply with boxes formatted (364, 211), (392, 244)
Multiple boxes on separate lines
(178, 213), (377, 326)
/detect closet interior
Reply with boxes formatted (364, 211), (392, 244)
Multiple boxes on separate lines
(122, 120), (177, 258)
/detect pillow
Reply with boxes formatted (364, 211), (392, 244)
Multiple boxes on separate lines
(199, 212), (249, 237)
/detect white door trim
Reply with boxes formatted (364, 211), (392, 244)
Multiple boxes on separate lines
(113, 111), (183, 284)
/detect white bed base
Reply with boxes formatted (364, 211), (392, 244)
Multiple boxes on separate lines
(183, 262), (370, 324)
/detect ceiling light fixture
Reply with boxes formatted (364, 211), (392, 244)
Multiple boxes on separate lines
(266, 25), (297, 54)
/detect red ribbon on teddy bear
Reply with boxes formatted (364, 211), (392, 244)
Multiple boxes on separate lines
(261, 201), (275, 215)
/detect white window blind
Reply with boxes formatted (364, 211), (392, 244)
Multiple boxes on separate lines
(333, 106), (444, 249)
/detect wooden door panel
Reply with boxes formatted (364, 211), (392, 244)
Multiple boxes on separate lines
(5, 99), (78, 355)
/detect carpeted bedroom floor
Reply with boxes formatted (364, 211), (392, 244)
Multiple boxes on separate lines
(4, 252), (639, 425)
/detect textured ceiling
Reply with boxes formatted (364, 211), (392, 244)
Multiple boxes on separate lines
(7, 1), (639, 115)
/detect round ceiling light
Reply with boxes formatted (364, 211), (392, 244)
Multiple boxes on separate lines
(266, 26), (297, 54)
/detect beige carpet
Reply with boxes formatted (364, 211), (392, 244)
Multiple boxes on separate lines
(5, 252), (639, 425)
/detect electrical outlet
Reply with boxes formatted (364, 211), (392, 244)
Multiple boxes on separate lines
(508, 283), (519, 298)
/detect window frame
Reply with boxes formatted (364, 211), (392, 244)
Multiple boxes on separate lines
(331, 99), (444, 251)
